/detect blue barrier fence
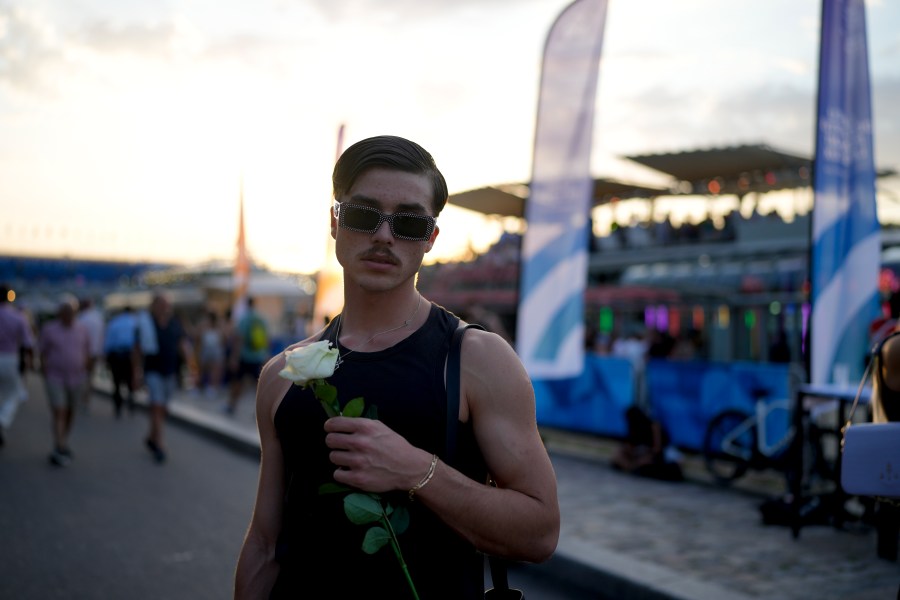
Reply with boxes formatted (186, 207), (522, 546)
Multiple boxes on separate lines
(534, 356), (793, 452)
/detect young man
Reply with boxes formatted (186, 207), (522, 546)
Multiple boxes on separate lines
(235, 136), (560, 598)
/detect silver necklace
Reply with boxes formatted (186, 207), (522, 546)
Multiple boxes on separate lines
(333, 293), (423, 371)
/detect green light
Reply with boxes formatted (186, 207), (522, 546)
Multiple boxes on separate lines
(599, 307), (613, 333)
(744, 310), (756, 328)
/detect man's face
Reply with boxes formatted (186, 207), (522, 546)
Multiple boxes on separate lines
(332, 168), (440, 293)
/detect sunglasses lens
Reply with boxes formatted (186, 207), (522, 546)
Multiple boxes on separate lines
(392, 214), (430, 239)
(343, 205), (381, 232)
(337, 203), (433, 240)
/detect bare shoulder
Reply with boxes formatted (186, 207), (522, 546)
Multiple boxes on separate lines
(460, 325), (526, 376)
(458, 325), (533, 419)
(256, 334), (323, 421)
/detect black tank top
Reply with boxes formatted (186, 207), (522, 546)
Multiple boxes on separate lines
(270, 303), (488, 599)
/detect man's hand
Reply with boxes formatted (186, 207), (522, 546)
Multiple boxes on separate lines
(323, 416), (432, 494)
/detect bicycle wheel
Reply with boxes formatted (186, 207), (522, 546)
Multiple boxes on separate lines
(703, 410), (756, 485)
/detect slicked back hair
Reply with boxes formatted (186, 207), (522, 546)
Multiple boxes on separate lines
(332, 135), (449, 216)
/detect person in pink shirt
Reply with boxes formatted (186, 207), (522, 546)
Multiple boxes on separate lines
(39, 294), (91, 467)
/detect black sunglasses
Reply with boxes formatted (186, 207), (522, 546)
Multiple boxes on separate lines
(333, 202), (436, 241)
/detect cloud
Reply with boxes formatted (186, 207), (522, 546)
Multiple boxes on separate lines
(0, 5), (304, 96)
(873, 77), (900, 166)
(713, 84), (816, 155)
(0, 7), (187, 96)
(75, 19), (179, 56)
(306, 0), (545, 22)
(0, 5), (63, 92)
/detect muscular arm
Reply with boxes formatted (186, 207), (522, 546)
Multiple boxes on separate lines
(324, 329), (560, 563)
(234, 355), (291, 599)
(427, 329), (560, 560)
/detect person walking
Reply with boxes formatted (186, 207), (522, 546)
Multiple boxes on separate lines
(196, 310), (226, 397)
(0, 283), (35, 448)
(103, 306), (139, 418)
(39, 294), (91, 466)
(135, 293), (194, 463)
(234, 135), (560, 598)
(77, 296), (105, 413)
(225, 297), (269, 415)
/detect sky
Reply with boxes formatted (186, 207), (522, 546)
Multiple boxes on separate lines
(1, 0), (899, 275)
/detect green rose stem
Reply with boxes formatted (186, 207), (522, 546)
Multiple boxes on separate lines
(310, 378), (419, 599)
(310, 379), (340, 417)
(380, 505), (419, 600)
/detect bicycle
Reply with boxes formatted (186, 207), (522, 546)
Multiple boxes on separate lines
(702, 388), (795, 485)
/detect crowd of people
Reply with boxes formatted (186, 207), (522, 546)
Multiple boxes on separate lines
(0, 284), (280, 466)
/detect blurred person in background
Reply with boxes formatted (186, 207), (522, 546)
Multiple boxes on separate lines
(221, 308), (239, 389)
(225, 297), (269, 416)
(196, 310), (226, 398)
(39, 294), (91, 466)
(77, 296), (105, 413)
(104, 305), (139, 418)
(0, 283), (35, 448)
(135, 293), (194, 464)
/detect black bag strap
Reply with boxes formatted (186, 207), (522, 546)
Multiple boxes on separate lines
(446, 323), (523, 599)
(445, 323), (484, 460)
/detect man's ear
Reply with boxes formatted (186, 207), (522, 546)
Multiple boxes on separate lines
(424, 224), (440, 253)
(330, 205), (338, 239)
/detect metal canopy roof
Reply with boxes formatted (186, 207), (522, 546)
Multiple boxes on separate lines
(449, 143), (898, 217)
(625, 144), (897, 196)
(623, 143), (813, 196)
(448, 178), (668, 218)
(448, 185), (527, 218)
(592, 178), (668, 202)
(624, 144), (811, 183)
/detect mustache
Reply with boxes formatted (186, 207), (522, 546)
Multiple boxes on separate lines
(359, 248), (400, 264)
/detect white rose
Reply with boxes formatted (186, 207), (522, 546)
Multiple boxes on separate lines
(279, 341), (339, 386)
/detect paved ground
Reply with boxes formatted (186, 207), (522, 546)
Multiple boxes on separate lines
(96, 376), (900, 599)
(1, 375), (258, 600)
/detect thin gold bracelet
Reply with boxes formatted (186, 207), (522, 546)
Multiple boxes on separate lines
(408, 454), (438, 501)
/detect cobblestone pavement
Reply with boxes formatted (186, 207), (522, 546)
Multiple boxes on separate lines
(102, 377), (900, 599)
(546, 439), (899, 600)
